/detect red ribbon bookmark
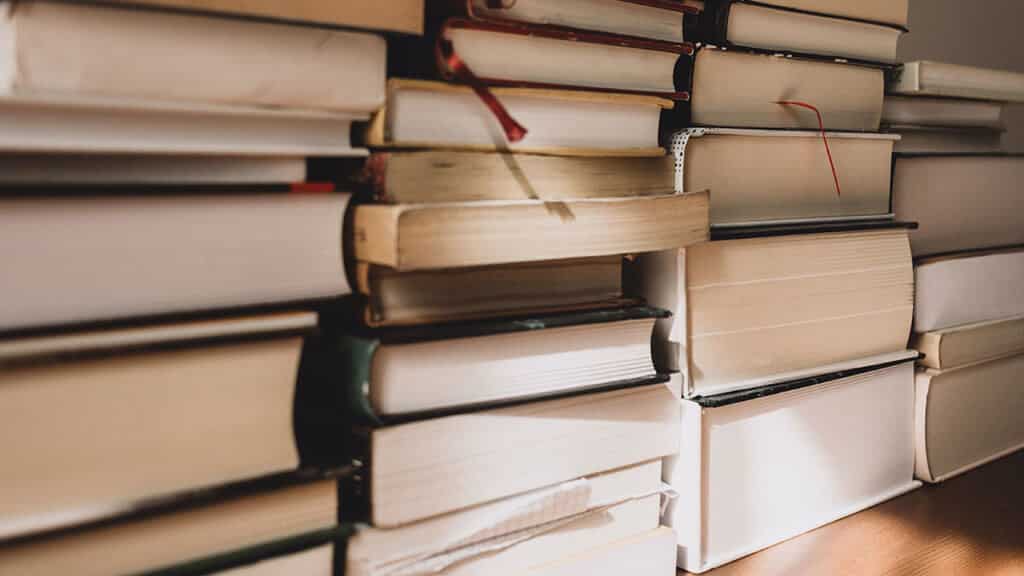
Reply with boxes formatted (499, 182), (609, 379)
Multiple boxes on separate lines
(440, 40), (528, 143)
(775, 100), (841, 197)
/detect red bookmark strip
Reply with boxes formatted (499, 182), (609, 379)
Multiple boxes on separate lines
(440, 40), (528, 143)
(775, 100), (841, 197)
(290, 182), (335, 194)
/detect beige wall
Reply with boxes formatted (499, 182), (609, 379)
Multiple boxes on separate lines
(898, 0), (1024, 151)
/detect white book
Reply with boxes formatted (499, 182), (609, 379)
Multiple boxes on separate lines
(0, 155), (306, 185)
(347, 461), (663, 576)
(664, 361), (920, 573)
(750, 0), (909, 28)
(889, 61), (1024, 103)
(893, 155), (1024, 256)
(915, 354), (1024, 483)
(914, 248), (1024, 333)
(215, 546), (333, 576)
(0, 193), (349, 332)
(882, 95), (1005, 130)
(524, 527), (677, 576)
(0, 1), (385, 113)
(634, 229), (915, 396)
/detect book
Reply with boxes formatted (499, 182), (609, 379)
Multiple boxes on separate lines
(890, 127), (1003, 154)
(365, 79), (672, 155)
(320, 307), (665, 419)
(105, 0), (425, 35)
(0, 193), (349, 332)
(694, 0), (903, 63)
(673, 128), (897, 226)
(0, 1), (386, 113)
(392, 6), (693, 98)
(355, 150), (675, 204)
(882, 96), (1005, 130)
(913, 316), (1024, 371)
(914, 248), (1024, 333)
(0, 474), (339, 576)
(346, 460), (663, 576)
(745, 0), (909, 28)
(634, 226), (915, 396)
(686, 47), (885, 131)
(892, 155), (1024, 257)
(356, 257), (628, 327)
(337, 383), (680, 527)
(214, 545), (333, 576)
(0, 312), (315, 539)
(0, 155), (307, 185)
(888, 61), (1024, 102)
(665, 359), (920, 573)
(352, 192), (710, 271)
(462, 0), (697, 43)
(522, 527), (676, 576)
(915, 353), (1024, 483)
(0, 96), (368, 157)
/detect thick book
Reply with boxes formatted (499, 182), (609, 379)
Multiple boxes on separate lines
(105, 0), (425, 34)
(672, 128), (896, 226)
(346, 460), (663, 576)
(892, 155), (1024, 257)
(316, 306), (666, 419)
(460, 0), (696, 43)
(665, 359), (920, 573)
(521, 528), (676, 576)
(743, 0), (909, 28)
(0, 472), (341, 576)
(914, 248), (1024, 333)
(355, 150), (675, 204)
(882, 95), (1005, 130)
(0, 1), (385, 113)
(890, 127), (1004, 154)
(391, 3), (694, 98)
(0, 312), (315, 539)
(0, 193), (349, 332)
(366, 79), (672, 155)
(356, 257), (628, 327)
(634, 226), (915, 396)
(888, 61), (1024, 103)
(352, 192), (709, 271)
(338, 383), (680, 527)
(915, 353), (1024, 483)
(694, 0), (904, 63)
(685, 47), (885, 131)
(913, 316), (1024, 371)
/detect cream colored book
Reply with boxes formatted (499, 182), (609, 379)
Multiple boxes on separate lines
(893, 155), (1024, 256)
(106, 0), (424, 34)
(353, 193), (709, 271)
(751, 0), (908, 28)
(347, 461), (663, 576)
(366, 79), (672, 156)
(882, 95), (1005, 129)
(635, 227), (915, 396)
(914, 248), (1024, 333)
(0, 312), (314, 539)
(0, 1), (385, 113)
(889, 61), (1024, 103)
(674, 128), (896, 225)
(0, 479), (336, 576)
(891, 127), (1003, 154)
(915, 353), (1024, 483)
(365, 383), (680, 527)
(688, 48), (884, 131)
(666, 360), (919, 573)
(914, 316), (1024, 371)
(717, 2), (903, 63)
(523, 527), (677, 576)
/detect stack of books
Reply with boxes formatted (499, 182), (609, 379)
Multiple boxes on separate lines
(886, 62), (1024, 486)
(883, 61), (1024, 154)
(639, 0), (923, 572)
(0, 1), (418, 574)
(311, 2), (709, 575)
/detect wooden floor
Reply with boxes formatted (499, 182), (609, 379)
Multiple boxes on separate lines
(687, 451), (1024, 575)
